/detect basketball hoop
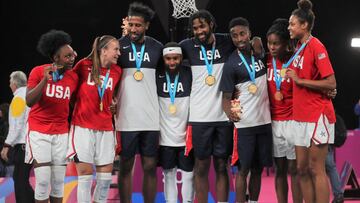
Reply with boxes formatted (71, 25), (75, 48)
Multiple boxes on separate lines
(171, 0), (198, 19)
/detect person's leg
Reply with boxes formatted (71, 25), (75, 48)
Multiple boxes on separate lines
(160, 146), (178, 203)
(92, 130), (116, 203)
(141, 156), (158, 203)
(274, 157), (289, 203)
(325, 146), (343, 202)
(94, 164), (113, 203)
(28, 131), (53, 203)
(118, 131), (139, 203)
(118, 156), (135, 203)
(295, 146), (315, 203)
(49, 165), (67, 203)
(178, 147), (195, 203)
(50, 134), (68, 203)
(34, 163), (52, 203)
(249, 127), (272, 202)
(194, 157), (211, 202)
(288, 159), (302, 203)
(192, 125), (214, 202)
(272, 121), (290, 203)
(213, 125), (233, 202)
(140, 131), (159, 203)
(236, 167), (250, 203)
(76, 162), (94, 203)
(248, 166), (263, 201)
(181, 169), (194, 202)
(13, 144), (35, 203)
(213, 157), (230, 202)
(236, 131), (256, 203)
(309, 143), (329, 203)
(164, 168), (178, 203)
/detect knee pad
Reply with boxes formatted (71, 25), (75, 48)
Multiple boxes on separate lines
(77, 175), (93, 203)
(34, 166), (51, 200)
(164, 168), (178, 203)
(93, 172), (112, 203)
(50, 165), (66, 198)
(180, 170), (194, 203)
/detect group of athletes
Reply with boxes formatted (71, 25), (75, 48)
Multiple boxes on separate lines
(12, 0), (337, 202)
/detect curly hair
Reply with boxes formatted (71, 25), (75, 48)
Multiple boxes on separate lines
(188, 10), (217, 35)
(266, 18), (289, 41)
(36, 29), (72, 60)
(128, 2), (155, 23)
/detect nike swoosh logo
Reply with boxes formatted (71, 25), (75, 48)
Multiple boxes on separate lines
(123, 45), (130, 49)
(238, 62), (244, 66)
(194, 45), (200, 47)
(159, 75), (165, 78)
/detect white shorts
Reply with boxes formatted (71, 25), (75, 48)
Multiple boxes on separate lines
(272, 120), (296, 160)
(67, 125), (116, 166)
(294, 114), (335, 147)
(25, 130), (68, 165)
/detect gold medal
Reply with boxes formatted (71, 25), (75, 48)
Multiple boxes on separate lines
(280, 69), (287, 78)
(169, 104), (177, 114)
(274, 91), (283, 101)
(133, 70), (144, 81)
(205, 75), (215, 86)
(248, 84), (257, 94)
(100, 102), (103, 111)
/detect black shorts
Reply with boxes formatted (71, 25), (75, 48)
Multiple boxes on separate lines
(192, 125), (233, 160)
(119, 131), (159, 159)
(237, 125), (273, 170)
(159, 146), (194, 172)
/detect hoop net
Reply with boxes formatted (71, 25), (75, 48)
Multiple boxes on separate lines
(171, 0), (198, 19)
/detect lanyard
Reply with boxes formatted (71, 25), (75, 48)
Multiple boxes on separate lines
(97, 69), (110, 103)
(200, 38), (216, 76)
(131, 43), (145, 71)
(165, 72), (179, 104)
(272, 57), (283, 91)
(239, 52), (256, 83)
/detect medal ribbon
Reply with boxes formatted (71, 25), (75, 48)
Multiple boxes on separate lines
(282, 40), (307, 69)
(239, 52), (256, 83)
(272, 57), (282, 91)
(200, 38), (216, 76)
(131, 43), (145, 71)
(97, 69), (111, 106)
(165, 72), (179, 105)
(52, 70), (63, 82)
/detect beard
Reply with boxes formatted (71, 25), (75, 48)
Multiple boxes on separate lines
(165, 63), (181, 73)
(194, 31), (212, 45)
(129, 32), (145, 43)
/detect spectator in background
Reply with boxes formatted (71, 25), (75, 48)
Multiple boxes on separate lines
(325, 114), (346, 203)
(354, 99), (360, 129)
(0, 103), (10, 176)
(1, 71), (34, 203)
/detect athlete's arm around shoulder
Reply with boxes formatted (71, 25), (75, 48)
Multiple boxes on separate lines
(286, 39), (336, 91)
(26, 65), (52, 107)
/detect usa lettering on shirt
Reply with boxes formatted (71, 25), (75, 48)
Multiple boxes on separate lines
(86, 73), (114, 90)
(45, 84), (71, 99)
(267, 68), (291, 83)
(129, 52), (151, 62)
(162, 82), (185, 93)
(292, 55), (304, 69)
(199, 49), (221, 61)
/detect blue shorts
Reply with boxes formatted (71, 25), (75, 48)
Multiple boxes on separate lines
(237, 125), (273, 170)
(192, 124), (233, 160)
(119, 131), (159, 159)
(159, 146), (194, 172)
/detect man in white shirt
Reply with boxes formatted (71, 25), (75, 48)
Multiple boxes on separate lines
(1, 71), (34, 203)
